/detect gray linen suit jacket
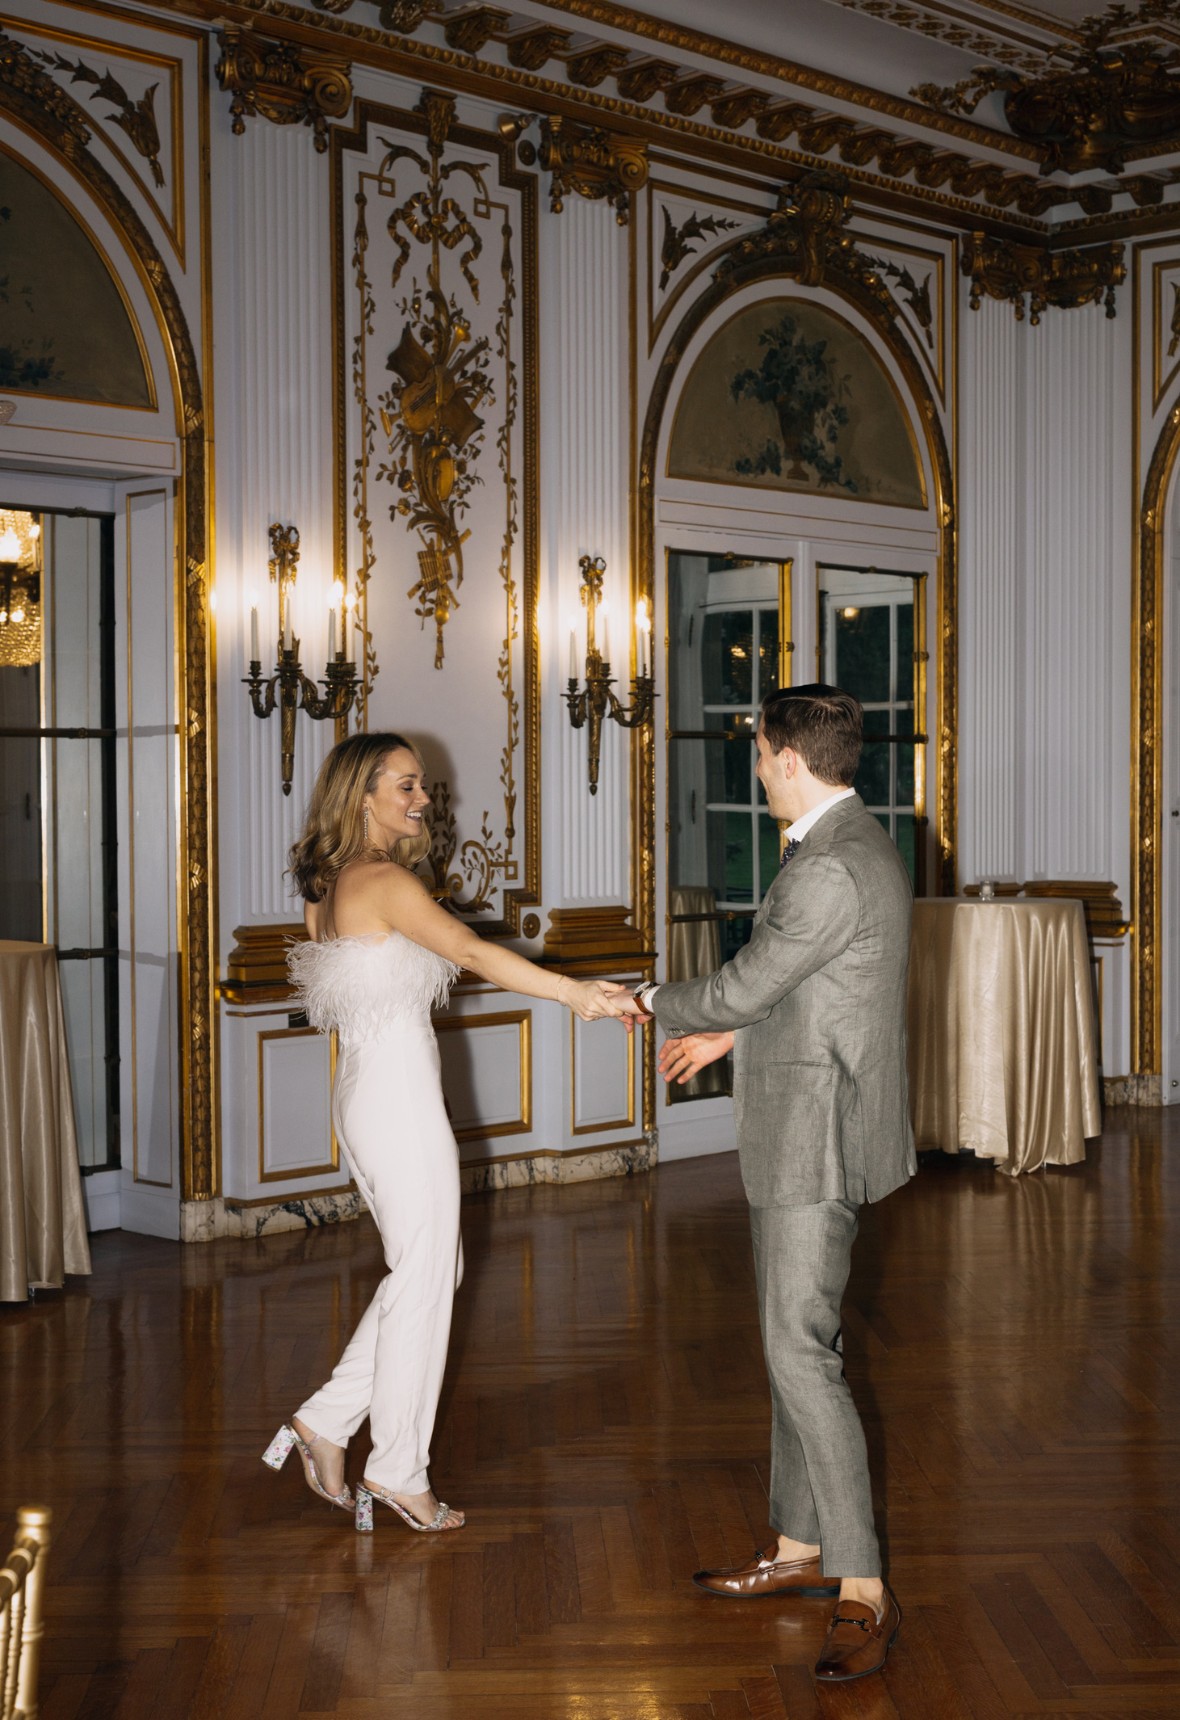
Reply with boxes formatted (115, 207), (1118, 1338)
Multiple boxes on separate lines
(653, 794), (916, 1209)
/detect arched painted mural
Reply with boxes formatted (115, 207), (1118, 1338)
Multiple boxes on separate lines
(0, 146), (153, 407)
(668, 297), (926, 509)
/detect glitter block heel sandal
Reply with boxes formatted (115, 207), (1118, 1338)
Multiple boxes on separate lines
(262, 1423), (354, 1513)
(354, 1480), (464, 1534)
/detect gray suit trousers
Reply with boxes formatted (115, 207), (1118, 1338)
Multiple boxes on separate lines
(749, 1201), (880, 1576)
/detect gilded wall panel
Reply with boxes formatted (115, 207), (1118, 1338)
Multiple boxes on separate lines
(333, 92), (539, 935)
(1, 2), (199, 267)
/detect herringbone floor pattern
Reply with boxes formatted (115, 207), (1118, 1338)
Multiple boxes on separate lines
(4, 1110), (1179, 1718)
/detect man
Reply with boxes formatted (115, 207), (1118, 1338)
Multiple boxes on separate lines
(622, 683), (915, 1683)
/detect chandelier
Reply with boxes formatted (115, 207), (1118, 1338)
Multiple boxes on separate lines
(0, 510), (42, 668)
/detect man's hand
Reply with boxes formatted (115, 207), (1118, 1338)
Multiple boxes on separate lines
(657, 1031), (734, 1084)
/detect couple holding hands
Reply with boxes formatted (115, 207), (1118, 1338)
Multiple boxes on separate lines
(263, 682), (914, 1685)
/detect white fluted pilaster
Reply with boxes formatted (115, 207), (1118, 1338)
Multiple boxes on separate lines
(539, 199), (631, 906)
(213, 117), (335, 935)
(1025, 309), (1131, 883)
(958, 297), (1025, 885)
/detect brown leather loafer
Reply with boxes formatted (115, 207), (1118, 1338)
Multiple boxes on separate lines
(814, 1586), (901, 1681)
(692, 1542), (840, 1598)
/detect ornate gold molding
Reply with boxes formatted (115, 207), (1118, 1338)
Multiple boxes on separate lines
(714, 171), (901, 314)
(0, 28), (217, 1200)
(215, 23), (353, 152)
(638, 192), (958, 930)
(503, 112), (648, 223)
(147, 0), (1128, 232)
(542, 906), (648, 962)
(961, 232), (1127, 323)
(30, 47), (164, 187)
(1133, 394), (1175, 1076)
(914, 0), (1180, 175)
(332, 93), (542, 938)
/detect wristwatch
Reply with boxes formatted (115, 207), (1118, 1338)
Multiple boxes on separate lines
(632, 980), (658, 1012)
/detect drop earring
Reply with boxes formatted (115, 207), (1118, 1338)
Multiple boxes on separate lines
(364, 807), (369, 844)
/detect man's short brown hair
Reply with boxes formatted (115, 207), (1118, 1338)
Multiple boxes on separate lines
(759, 683), (863, 787)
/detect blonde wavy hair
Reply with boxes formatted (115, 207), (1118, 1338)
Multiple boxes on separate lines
(288, 732), (431, 902)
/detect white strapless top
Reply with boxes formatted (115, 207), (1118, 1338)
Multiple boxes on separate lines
(287, 933), (459, 1047)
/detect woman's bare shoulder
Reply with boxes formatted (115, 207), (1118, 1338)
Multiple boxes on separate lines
(332, 858), (429, 929)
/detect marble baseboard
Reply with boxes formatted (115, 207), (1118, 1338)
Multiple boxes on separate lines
(180, 1190), (367, 1241)
(460, 1136), (657, 1194)
(1103, 1074), (1164, 1107)
(178, 1142), (657, 1240)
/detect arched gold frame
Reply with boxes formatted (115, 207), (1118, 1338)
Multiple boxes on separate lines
(0, 42), (217, 1200)
(635, 251), (957, 1126)
(1133, 401), (1176, 1078)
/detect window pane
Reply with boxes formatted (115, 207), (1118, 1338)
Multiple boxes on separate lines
(895, 704), (914, 738)
(896, 742), (914, 804)
(757, 607), (780, 700)
(896, 602), (914, 696)
(759, 814), (782, 894)
(855, 740), (891, 807)
(720, 915), (754, 964)
(702, 611), (754, 705)
(835, 604), (890, 702)
(703, 711), (756, 803)
(708, 809), (753, 901)
(862, 708), (890, 737)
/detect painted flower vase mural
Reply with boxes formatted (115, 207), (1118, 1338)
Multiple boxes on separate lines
(668, 297), (924, 509)
(730, 311), (854, 491)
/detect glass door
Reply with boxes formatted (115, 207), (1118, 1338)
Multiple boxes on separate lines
(0, 508), (120, 1169)
(665, 551), (791, 1101)
(817, 563), (926, 891)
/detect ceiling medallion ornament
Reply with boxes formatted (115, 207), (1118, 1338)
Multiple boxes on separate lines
(913, 0), (1180, 174)
(215, 24), (353, 153)
(961, 233), (1126, 324)
(713, 173), (898, 318)
(500, 112), (647, 223)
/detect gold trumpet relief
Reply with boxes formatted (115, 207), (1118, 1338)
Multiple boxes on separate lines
(369, 91), (496, 668)
(344, 87), (535, 930)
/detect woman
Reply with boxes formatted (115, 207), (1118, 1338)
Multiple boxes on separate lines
(262, 732), (627, 1535)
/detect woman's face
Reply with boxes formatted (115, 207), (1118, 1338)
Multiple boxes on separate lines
(364, 747), (430, 849)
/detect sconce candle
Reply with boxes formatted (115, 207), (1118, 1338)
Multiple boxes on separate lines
(243, 521), (362, 795)
(564, 553), (655, 795)
(568, 629), (577, 682)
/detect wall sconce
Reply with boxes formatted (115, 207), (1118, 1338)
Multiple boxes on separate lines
(243, 521), (361, 796)
(564, 553), (654, 795)
(0, 509), (42, 669)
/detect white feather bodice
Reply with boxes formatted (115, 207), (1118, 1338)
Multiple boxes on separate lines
(287, 934), (459, 1046)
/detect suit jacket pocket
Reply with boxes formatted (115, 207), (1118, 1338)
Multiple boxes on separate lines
(736, 1059), (851, 1207)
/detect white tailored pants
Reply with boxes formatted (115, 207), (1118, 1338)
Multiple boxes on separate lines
(295, 1020), (462, 1494)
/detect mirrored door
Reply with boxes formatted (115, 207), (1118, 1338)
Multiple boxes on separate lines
(817, 563), (927, 891)
(665, 551), (792, 1100)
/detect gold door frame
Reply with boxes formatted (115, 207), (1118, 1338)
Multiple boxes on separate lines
(637, 267), (957, 1022)
(1134, 404), (1176, 1078)
(637, 267), (955, 1132)
(0, 45), (217, 1201)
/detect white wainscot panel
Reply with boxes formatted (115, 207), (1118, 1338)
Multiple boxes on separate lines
(571, 1012), (634, 1135)
(259, 1027), (335, 1182)
(437, 1011), (532, 1143)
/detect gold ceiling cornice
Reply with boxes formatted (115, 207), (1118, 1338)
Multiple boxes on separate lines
(505, 0), (1044, 157)
(100, 0), (1178, 237)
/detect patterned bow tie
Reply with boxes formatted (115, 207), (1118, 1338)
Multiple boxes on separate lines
(780, 838), (801, 870)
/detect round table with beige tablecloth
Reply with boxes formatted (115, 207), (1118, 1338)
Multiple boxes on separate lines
(907, 899), (1101, 1175)
(0, 941), (92, 1300)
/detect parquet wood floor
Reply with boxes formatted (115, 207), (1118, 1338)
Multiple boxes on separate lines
(4, 1110), (1180, 1718)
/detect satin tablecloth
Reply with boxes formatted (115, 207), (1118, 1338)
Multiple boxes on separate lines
(907, 899), (1101, 1174)
(0, 942), (92, 1300)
